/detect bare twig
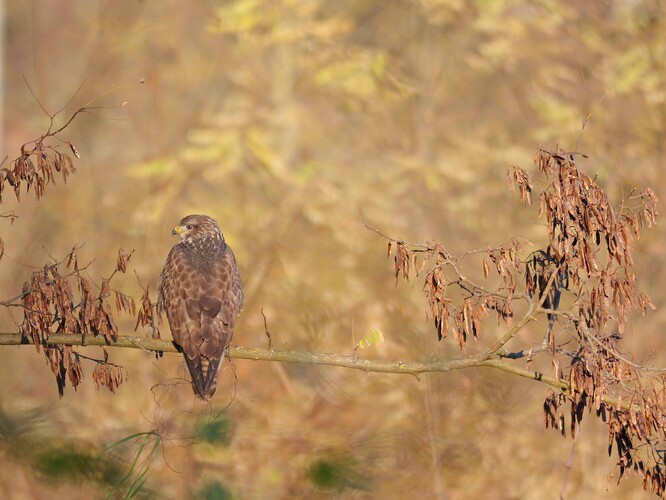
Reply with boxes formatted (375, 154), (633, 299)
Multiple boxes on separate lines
(261, 308), (271, 349)
(363, 223), (431, 251)
(560, 419), (583, 499)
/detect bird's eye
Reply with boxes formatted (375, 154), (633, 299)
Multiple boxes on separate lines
(186, 224), (193, 230)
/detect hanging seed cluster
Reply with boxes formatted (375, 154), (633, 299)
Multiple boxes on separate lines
(532, 148), (657, 334)
(389, 233), (522, 351)
(18, 248), (133, 397)
(386, 147), (664, 496)
(530, 150), (665, 495)
(2, 139), (77, 203)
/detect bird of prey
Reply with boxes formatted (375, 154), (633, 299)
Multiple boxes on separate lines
(158, 214), (243, 400)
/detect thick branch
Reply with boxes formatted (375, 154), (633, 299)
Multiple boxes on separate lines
(0, 331), (630, 408)
(0, 332), (180, 351)
(0, 331), (565, 382)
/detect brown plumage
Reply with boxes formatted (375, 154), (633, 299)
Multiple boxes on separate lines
(158, 214), (243, 400)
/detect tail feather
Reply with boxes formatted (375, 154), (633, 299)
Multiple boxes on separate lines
(200, 355), (223, 399)
(184, 355), (223, 400)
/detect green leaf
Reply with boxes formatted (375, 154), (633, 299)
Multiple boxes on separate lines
(356, 328), (385, 349)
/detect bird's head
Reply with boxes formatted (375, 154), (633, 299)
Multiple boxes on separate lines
(172, 214), (223, 241)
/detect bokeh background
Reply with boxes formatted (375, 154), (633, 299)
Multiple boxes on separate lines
(2, 1), (666, 498)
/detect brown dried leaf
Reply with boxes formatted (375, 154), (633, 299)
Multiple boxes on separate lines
(65, 247), (77, 269)
(116, 249), (132, 273)
(68, 142), (81, 159)
(99, 279), (110, 299)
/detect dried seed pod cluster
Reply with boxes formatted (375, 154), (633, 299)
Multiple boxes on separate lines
(18, 248), (134, 397)
(2, 139), (77, 203)
(386, 147), (663, 496)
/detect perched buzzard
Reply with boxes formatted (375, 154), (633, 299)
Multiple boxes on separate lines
(158, 214), (244, 400)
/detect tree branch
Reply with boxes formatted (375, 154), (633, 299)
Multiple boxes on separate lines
(0, 331), (631, 409)
(0, 331), (567, 381)
(0, 333), (531, 376)
(0, 332), (178, 351)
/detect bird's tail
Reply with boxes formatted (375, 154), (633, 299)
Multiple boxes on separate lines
(185, 355), (223, 400)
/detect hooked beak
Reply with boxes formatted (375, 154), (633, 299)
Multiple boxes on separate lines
(172, 226), (183, 236)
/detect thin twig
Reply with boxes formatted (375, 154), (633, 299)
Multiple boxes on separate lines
(560, 419), (583, 499)
(480, 269), (560, 361)
(261, 308), (272, 349)
(363, 223), (431, 250)
(22, 74), (50, 117)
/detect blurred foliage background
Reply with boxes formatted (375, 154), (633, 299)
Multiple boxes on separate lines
(2, 0), (666, 498)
